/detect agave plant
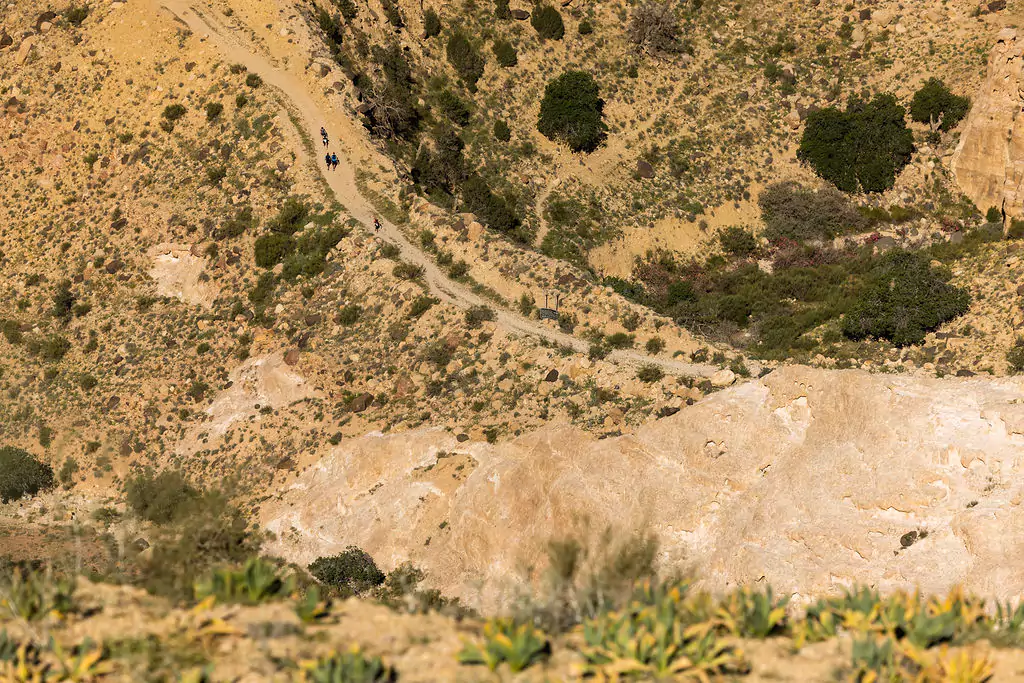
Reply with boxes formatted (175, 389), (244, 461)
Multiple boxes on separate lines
(458, 618), (550, 672)
(714, 586), (789, 638)
(295, 585), (331, 623)
(928, 646), (993, 683)
(576, 580), (745, 680)
(299, 647), (394, 682)
(850, 634), (906, 683)
(1, 568), (76, 622)
(193, 558), (296, 605)
(50, 640), (114, 682)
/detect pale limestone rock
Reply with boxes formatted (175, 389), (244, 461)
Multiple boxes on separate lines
(952, 29), (1024, 221)
(711, 368), (736, 387)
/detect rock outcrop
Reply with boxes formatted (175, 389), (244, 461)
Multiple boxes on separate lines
(952, 28), (1024, 222)
(264, 366), (1024, 610)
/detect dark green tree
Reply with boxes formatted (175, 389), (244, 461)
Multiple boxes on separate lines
(910, 78), (970, 132)
(538, 71), (606, 152)
(531, 4), (565, 40)
(0, 446), (54, 502)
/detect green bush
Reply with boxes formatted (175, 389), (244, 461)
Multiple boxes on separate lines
(758, 181), (867, 241)
(645, 337), (665, 354)
(606, 332), (634, 349)
(538, 71), (606, 153)
(578, 19), (593, 35)
(245, 73), (263, 88)
(842, 251), (970, 346)
(337, 304), (361, 326)
(459, 618), (550, 672)
(254, 233), (296, 268)
(64, 3), (89, 26)
(408, 296), (437, 317)
(381, 0), (403, 27)
(718, 226), (757, 257)
(1008, 220), (1024, 240)
(423, 8), (441, 38)
(162, 104), (186, 122)
(299, 649), (394, 682)
(462, 174), (520, 233)
(437, 89), (470, 126)
(798, 94), (914, 193)
(0, 446), (54, 502)
(193, 558), (295, 605)
(1, 319), (23, 345)
(27, 334), (71, 362)
(465, 305), (495, 328)
(910, 78), (970, 132)
(269, 197), (309, 234)
(309, 547), (386, 593)
(205, 102), (224, 121)
(495, 0), (512, 20)
(493, 119), (511, 142)
(493, 39), (517, 67)
(1008, 338), (1024, 373)
(446, 32), (485, 90)
(218, 206), (258, 239)
(337, 0), (357, 21)
(531, 5), (565, 40)
(125, 469), (198, 524)
(280, 225), (346, 281)
(986, 206), (1003, 224)
(636, 364), (665, 383)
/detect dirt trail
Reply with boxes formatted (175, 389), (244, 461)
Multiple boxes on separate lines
(157, 0), (752, 379)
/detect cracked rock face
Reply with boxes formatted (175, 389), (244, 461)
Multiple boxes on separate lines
(264, 367), (1024, 609)
(952, 28), (1024, 222)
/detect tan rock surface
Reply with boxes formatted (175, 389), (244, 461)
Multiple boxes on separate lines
(265, 366), (1024, 610)
(952, 28), (1024, 222)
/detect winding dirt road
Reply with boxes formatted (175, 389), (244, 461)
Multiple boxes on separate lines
(158, 0), (753, 379)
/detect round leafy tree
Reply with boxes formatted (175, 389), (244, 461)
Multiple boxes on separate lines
(538, 70), (606, 153)
(309, 547), (386, 593)
(446, 32), (485, 91)
(910, 78), (970, 132)
(798, 94), (914, 193)
(531, 5), (565, 40)
(842, 250), (970, 346)
(0, 446), (54, 502)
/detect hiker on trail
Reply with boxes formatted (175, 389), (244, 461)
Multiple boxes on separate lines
(325, 152), (332, 171)
(374, 217), (382, 233)
(320, 126), (327, 138)
(331, 153), (339, 170)
(322, 131), (329, 148)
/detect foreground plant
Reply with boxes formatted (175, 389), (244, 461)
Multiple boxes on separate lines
(458, 618), (550, 672)
(576, 580), (746, 679)
(298, 647), (394, 682)
(0, 568), (76, 622)
(193, 558), (296, 605)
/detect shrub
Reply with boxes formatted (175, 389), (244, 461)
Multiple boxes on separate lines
(578, 19), (593, 35)
(51, 280), (76, 323)
(299, 649), (394, 682)
(437, 89), (470, 126)
(423, 340), (454, 368)
(423, 8), (441, 38)
(493, 119), (511, 142)
(205, 102), (224, 121)
(636, 364), (665, 383)
(462, 174), (520, 233)
(193, 558), (295, 605)
(64, 3), (89, 26)
(125, 469), (198, 524)
(910, 78), (970, 132)
(606, 332), (635, 349)
(493, 39), (517, 67)
(337, 304), (361, 325)
(532, 5), (565, 40)
(495, 0), (512, 20)
(280, 225), (347, 281)
(628, 2), (681, 54)
(235, 93), (248, 108)
(0, 446), (54, 502)
(27, 334), (71, 362)
(408, 296), (437, 317)
(758, 181), (867, 241)
(798, 94), (914, 193)
(842, 250), (970, 346)
(269, 197), (310, 234)
(446, 32), (485, 90)
(2, 319), (23, 345)
(337, 0), (357, 21)
(393, 262), (424, 280)
(719, 226), (757, 257)
(77, 373), (97, 390)
(245, 73), (263, 88)
(1008, 338), (1024, 373)
(254, 233), (296, 268)
(381, 0), (403, 27)
(465, 305), (495, 328)
(162, 104), (187, 121)
(538, 71), (606, 153)
(645, 337), (665, 354)
(309, 547), (386, 593)
(986, 206), (1003, 224)
(218, 206), (258, 239)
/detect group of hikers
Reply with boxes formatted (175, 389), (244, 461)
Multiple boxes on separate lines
(320, 125), (383, 234)
(321, 127), (339, 171)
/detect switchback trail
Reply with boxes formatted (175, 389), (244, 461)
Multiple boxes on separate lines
(158, 0), (754, 379)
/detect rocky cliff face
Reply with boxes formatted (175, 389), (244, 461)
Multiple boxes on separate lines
(264, 367), (1024, 610)
(952, 28), (1024, 222)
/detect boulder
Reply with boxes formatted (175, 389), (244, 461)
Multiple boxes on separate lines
(636, 159), (655, 178)
(952, 29), (1024, 223)
(349, 392), (374, 413)
(544, 369), (559, 382)
(0, 32), (12, 49)
(711, 369), (736, 387)
(511, 9), (530, 20)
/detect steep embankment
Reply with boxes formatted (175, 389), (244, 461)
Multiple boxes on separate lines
(266, 365), (1024, 610)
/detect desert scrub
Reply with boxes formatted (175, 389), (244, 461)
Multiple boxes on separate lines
(493, 119), (511, 142)
(0, 567), (76, 621)
(492, 39), (517, 68)
(531, 4), (565, 40)
(423, 8), (441, 38)
(538, 71), (606, 153)
(309, 547), (386, 594)
(1007, 338), (1024, 373)
(205, 101), (224, 121)
(446, 32), (485, 91)
(759, 181), (867, 241)
(408, 295), (437, 317)
(718, 226), (757, 257)
(465, 305), (495, 328)
(458, 619), (550, 672)
(125, 469), (199, 524)
(0, 446), (54, 502)
(245, 73), (263, 88)
(636, 364), (664, 383)
(162, 104), (187, 122)
(645, 336), (665, 354)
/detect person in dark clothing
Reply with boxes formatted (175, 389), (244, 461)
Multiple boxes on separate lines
(325, 153), (332, 171)
(331, 153), (339, 170)
(374, 217), (382, 232)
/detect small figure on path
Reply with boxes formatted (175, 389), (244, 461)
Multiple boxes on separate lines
(320, 126), (327, 138)
(322, 129), (329, 148)
(331, 153), (339, 171)
(325, 153), (332, 171)
(374, 217), (382, 233)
